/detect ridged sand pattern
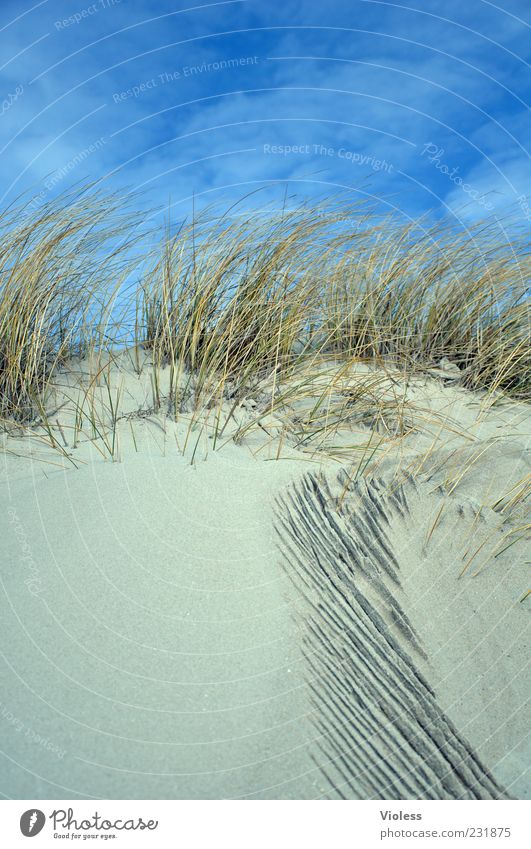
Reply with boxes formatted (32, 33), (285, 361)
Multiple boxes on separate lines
(275, 472), (509, 800)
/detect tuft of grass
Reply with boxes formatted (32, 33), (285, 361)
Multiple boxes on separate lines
(137, 201), (368, 415)
(0, 184), (141, 424)
(321, 216), (530, 398)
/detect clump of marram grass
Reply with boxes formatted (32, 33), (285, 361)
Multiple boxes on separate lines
(320, 216), (530, 397)
(137, 199), (369, 415)
(0, 185), (141, 423)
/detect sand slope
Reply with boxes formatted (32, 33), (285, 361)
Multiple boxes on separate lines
(0, 360), (528, 799)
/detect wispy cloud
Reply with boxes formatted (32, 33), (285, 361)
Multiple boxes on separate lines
(0, 0), (529, 226)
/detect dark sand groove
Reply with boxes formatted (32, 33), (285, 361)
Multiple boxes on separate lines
(275, 472), (510, 800)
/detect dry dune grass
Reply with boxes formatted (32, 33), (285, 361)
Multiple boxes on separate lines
(0, 185), (139, 424)
(139, 202), (530, 405)
(322, 218), (530, 397)
(0, 186), (528, 463)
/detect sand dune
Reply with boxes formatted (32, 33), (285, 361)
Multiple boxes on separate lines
(1, 357), (528, 799)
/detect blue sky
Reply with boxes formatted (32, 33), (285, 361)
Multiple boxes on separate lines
(1, 0), (530, 228)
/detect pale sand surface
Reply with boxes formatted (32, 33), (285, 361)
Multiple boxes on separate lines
(0, 358), (528, 799)
(1, 450), (325, 799)
(395, 461), (530, 799)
